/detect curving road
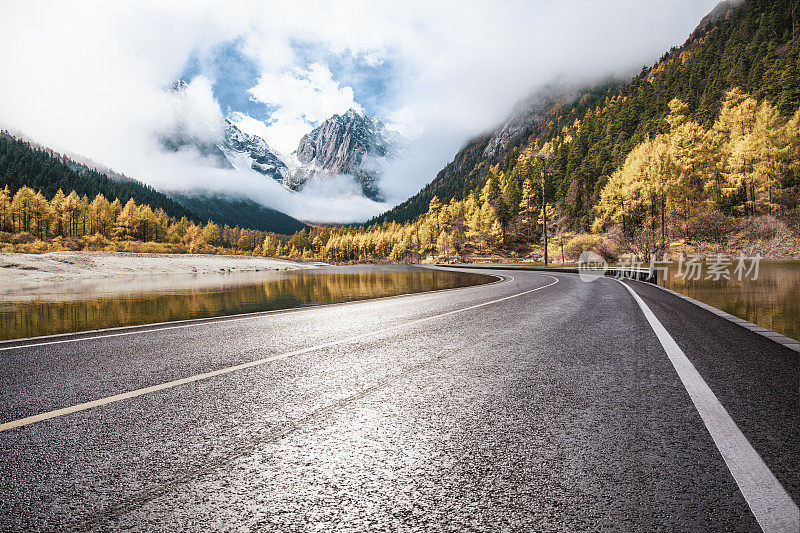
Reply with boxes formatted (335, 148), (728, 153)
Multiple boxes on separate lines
(0, 267), (797, 531)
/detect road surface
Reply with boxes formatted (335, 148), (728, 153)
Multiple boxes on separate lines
(0, 267), (797, 531)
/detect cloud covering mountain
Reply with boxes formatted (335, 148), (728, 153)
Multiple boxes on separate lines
(0, 0), (719, 223)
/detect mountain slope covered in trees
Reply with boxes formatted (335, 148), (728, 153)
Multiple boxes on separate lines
(257, 0), (800, 264)
(170, 194), (307, 235)
(368, 85), (608, 226)
(374, 0), (800, 230)
(0, 132), (307, 234)
(0, 133), (196, 220)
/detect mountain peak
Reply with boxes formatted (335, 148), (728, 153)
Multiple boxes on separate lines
(220, 120), (288, 181)
(160, 78), (403, 201)
(331, 108), (373, 128)
(168, 79), (189, 93)
(160, 84), (289, 182)
(293, 110), (405, 200)
(342, 108), (363, 118)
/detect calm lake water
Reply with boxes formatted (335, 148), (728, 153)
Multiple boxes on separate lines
(659, 260), (800, 342)
(0, 266), (492, 341)
(451, 260), (800, 342)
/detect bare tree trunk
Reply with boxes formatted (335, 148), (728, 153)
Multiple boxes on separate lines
(621, 198), (626, 237)
(661, 194), (666, 251)
(684, 198), (690, 242)
(651, 197), (657, 256)
(541, 173), (548, 265)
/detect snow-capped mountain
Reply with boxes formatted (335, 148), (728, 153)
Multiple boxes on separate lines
(161, 81), (404, 200)
(160, 79), (288, 183)
(220, 119), (288, 182)
(292, 109), (406, 200)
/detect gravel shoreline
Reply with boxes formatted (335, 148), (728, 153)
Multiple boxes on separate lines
(0, 251), (317, 300)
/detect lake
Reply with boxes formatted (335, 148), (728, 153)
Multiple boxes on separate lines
(4, 260), (797, 343)
(659, 260), (800, 342)
(0, 266), (493, 341)
(444, 259), (800, 342)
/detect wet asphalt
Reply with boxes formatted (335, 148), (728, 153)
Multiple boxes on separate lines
(0, 267), (797, 531)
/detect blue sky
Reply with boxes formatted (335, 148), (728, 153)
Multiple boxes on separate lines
(289, 40), (399, 118)
(179, 38), (398, 128)
(179, 39), (273, 122)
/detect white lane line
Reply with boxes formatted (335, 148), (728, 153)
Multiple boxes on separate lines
(0, 273), (510, 352)
(616, 279), (799, 533)
(0, 275), (558, 433)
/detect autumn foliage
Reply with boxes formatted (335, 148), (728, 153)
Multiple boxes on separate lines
(0, 188), (269, 255)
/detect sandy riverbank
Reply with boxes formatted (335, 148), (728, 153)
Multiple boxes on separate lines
(0, 251), (319, 300)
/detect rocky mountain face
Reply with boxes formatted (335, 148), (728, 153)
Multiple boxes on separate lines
(292, 109), (404, 199)
(220, 119), (288, 182)
(161, 81), (403, 201)
(161, 80), (289, 183)
(482, 87), (578, 160)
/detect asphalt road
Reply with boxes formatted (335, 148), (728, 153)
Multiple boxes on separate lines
(0, 267), (797, 531)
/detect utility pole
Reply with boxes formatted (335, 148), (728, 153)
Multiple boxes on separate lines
(537, 152), (550, 266)
(542, 169), (548, 265)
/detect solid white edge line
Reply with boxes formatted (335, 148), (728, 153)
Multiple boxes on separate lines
(615, 278), (799, 533)
(640, 279), (800, 353)
(0, 275), (558, 433)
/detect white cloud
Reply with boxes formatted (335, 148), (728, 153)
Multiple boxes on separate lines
(0, 0), (721, 223)
(247, 63), (361, 154)
(228, 113), (272, 142)
(362, 50), (385, 68)
(287, 175), (390, 223)
(141, 154), (387, 224)
(166, 76), (226, 142)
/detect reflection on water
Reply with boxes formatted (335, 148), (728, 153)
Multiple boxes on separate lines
(660, 261), (800, 342)
(0, 267), (492, 341)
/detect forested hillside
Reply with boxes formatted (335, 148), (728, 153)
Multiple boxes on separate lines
(368, 86), (609, 226)
(0, 133), (196, 220)
(0, 132), (308, 235)
(170, 194), (307, 235)
(0, 184), (297, 256)
(368, 134), (492, 225)
(375, 0), (800, 230)
(541, 0), (799, 230)
(256, 0), (800, 264)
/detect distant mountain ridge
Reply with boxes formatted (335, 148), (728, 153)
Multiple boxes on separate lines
(0, 131), (307, 235)
(161, 82), (405, 201)
(169, 193), (307, 234)
(0, 131), (197, 221)
(293, 109), (406, 200)
(372, 0), (800, 228)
